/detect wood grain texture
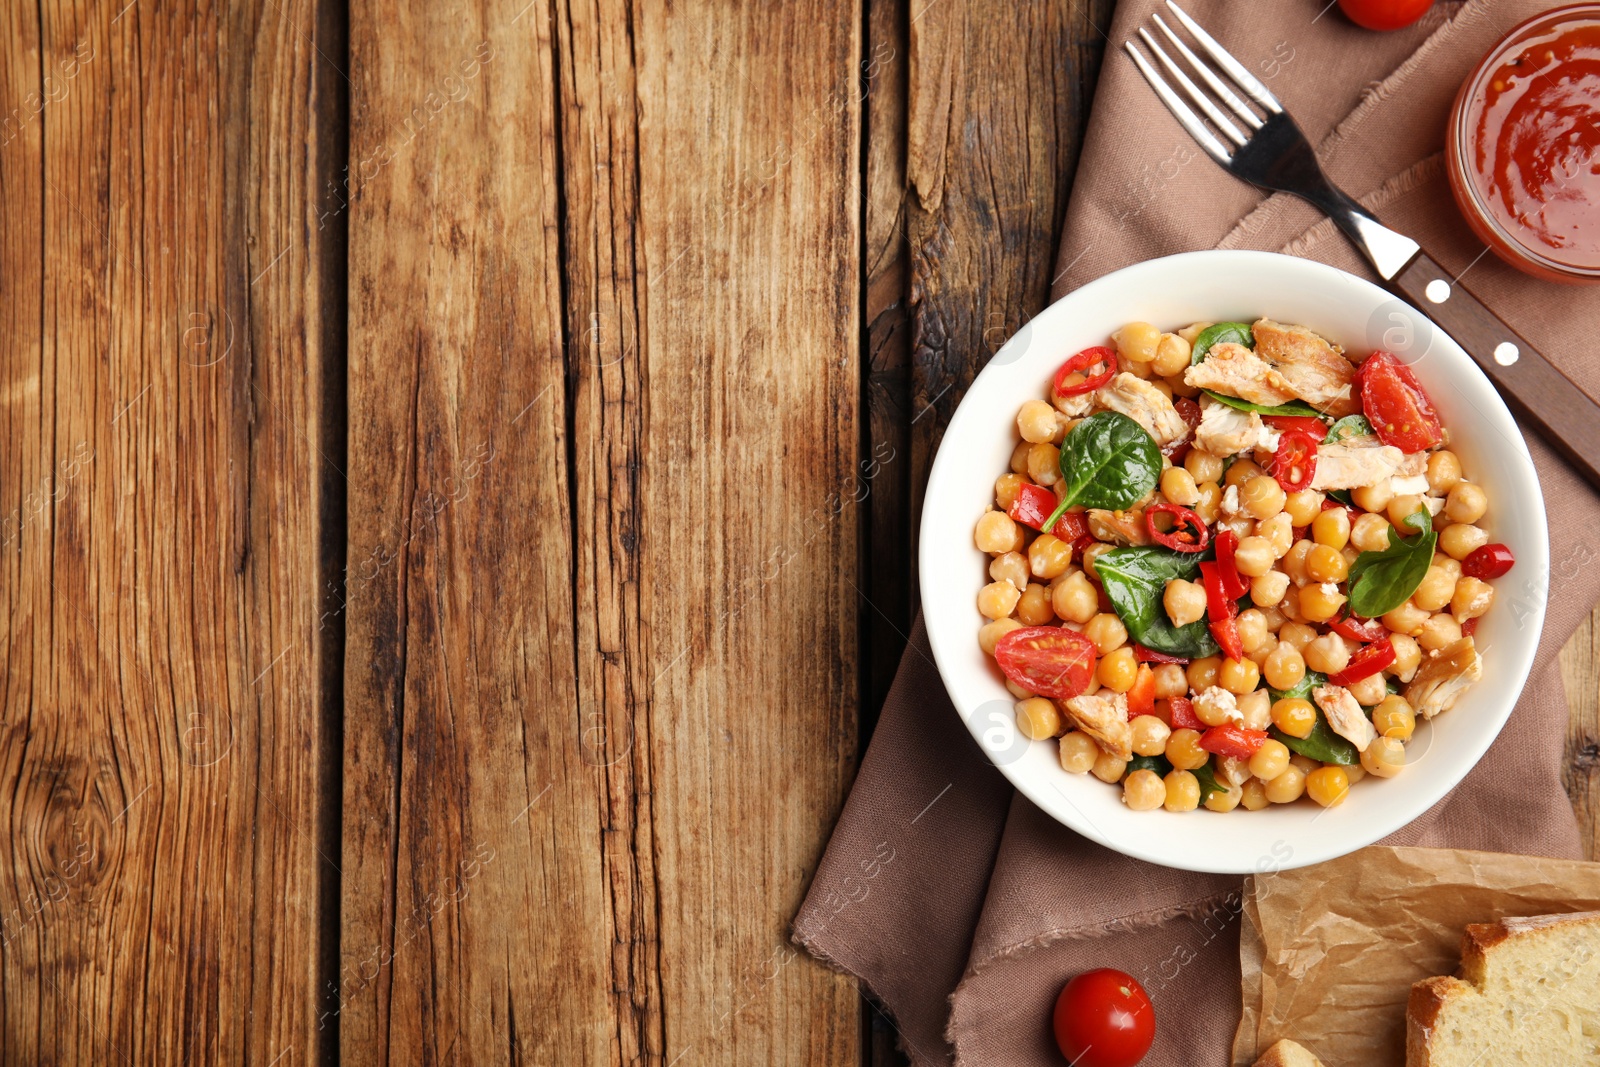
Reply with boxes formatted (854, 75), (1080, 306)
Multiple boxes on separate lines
(1560, 611), (1600, 861)
(0, 0), (340, 1062)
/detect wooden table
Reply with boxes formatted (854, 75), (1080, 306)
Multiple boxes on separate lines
(2, 1), (1595, 1064)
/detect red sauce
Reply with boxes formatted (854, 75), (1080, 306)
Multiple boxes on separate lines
(1459, 9), (1600, 275)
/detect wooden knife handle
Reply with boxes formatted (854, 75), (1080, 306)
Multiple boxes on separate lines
(1391, 251), (1600, 495)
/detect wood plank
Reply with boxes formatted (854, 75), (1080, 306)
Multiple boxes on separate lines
(1559, 610), (1600, 861)
(0, 0), (340, 1061)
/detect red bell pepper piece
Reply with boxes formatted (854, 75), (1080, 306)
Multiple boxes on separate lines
(1198, 724), (1270, 760)
(1133, 643), (1189, 665)
(1328, 610), (1387, 644)
(1214, 530), (1250, 600)
(1199, 561), (1245, 662)
(1126, 664), (1156, 719)
(1161, 696), (1202, 731)
(1328, 639), (1397, 686)
(1263, 415), (1328, 441)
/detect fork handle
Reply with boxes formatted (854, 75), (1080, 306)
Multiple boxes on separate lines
(1390, 251), (1600, 495)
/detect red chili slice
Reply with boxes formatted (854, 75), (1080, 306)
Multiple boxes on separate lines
(1133, 643), (1189, 665)
(1053, 346), (1117, 397)
(1462, 543), (1515, 580)
(1264, 415), (1328, 441)
(1271, 430), (1319, 493)
(1210, 618), (1244, 663)
(1198, 724), (1270, 760)
(994, 626), (1099, 701)
(1214, 530), (1251, 600)
(1328, 639), (1397, 686)
(1161, 696), (1202, 731)
(1126, 664), (1156, 720)
(1145, 503), (1210, 553)
(1328, 610), (1387, 644)
(1009, 482), (1089, 541)
(1360, 351), (1444, 453)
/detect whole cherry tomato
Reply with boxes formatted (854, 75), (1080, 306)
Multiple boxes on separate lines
(1052, 968), (1156, 1067)
(1337, 0), (1435, 31)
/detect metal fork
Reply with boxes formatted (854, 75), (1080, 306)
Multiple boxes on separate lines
(1125, 1), (1600, 493)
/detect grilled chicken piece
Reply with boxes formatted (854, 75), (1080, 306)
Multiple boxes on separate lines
(1053, 390), (1097, 417)
(1215, 755), (1251, 787)
(1183, 343), (1299, 408)
(1405, 637), (1482, 720)
(1310, 438), (1405, 491)
(1062, 693), (1133, 760)
(1252, 318), (1359, 416)
(1195, 395), (1272, 457)
(1313, 684), (1377, 753)
(1087, 508), (1152, 546)
(1095, 373), (1189, 445)
(1195, 686), (1243, 726)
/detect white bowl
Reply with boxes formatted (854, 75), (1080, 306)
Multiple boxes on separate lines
(919, 250), (1548, 874)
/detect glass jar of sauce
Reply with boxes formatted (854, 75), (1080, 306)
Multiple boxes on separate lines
(1446, 4), (1600, 283)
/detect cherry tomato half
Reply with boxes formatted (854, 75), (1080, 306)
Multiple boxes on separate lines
(1271, 430), (1319, 493)
(1054, 346), (1118, 397)
(1010, 482), (1089, 541)
(1462, 543), (1515, 580)
(995, 626), (1098, 701)
(1338, 0), (1435, 32)
(1360, 351), (1443, 453)
(1329, 639), (1397, 686)
(1053, 968), (1155, 1067)
(1145, 503), (1210, 553)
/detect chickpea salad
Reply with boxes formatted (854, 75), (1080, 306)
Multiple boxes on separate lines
(974, 318), (1515, 814)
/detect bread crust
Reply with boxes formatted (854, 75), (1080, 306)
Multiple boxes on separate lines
(1406, 976), (1467, 1067)
(1252, 1037), (1326, 1067)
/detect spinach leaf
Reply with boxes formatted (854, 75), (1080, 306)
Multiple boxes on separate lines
(1192, 760), (1229, 803)
(1326, 488), (1355, 506)
(1268, 669), (1327, 704)
(1189, 319), (1323, 417)
(1270, 721), (1359, 766)
(1347, 508), (1437, 618)
(1122, 753), (1173, 780)
(1054, 411), (1161, 511)
(1096, 545), (1221, 659)
(1326, 414), (1374, 443)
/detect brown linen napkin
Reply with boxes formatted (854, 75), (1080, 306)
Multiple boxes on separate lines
(795, 2), (1600, 1065)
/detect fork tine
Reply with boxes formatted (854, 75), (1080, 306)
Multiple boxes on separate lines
(1163, 0), (1282, 115)
(1137, 28), (1247, 146)
(1151, 14), (1262, 130)
(1122, 40), (1233, 166)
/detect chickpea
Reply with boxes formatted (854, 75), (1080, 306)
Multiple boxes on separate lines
(1272, 698), (1317, 739)
(1303, 633), (1352, 675)
(1220, 459), (1257, 491)
(1234, 536), (1276, 578)
(1027, 535), (1071, 580)
(990, 551), (1029, 590)
(1263, 642), (1306, 692)
(978, 580), (1022, 620)
(1306, 544), (1349, 583)
(1388, 633), (1422, 682)
(1265, 765), (1307, 803)
(1163, 769), (1202, 812)
(1249, 739), (1291, 781)
(1218, 657), (1261, 695)
(1166, 728), (1208, 771)
(1289, 753), (1320, 776)
(1059, 731), (1101, 773)
(1160, 466), (1201, 507)
(1241, 475), (1286, 520)
(1015, 697), (1062, 740)
(1099, 647), (1139, 692)
(1351, 479), (1394, 514)
(1282, 539), (1315, 585)
(1205, 781), (1244, 813)
(1306, 766), (1350, 808)
(1382, 599), (1429, 637)
(1084, 613), (1128, 655)
(1177, 321), (1211, 344)
(1410, 557), (1459, 613)
(1373, 695), (1415, 741)
(1451, 576), (1495, 622)
(1185, 449), (1225, 485)
(1249, 633), (1279, 670)
(1283, 490), (1324, 526)
(1113, 321), (1161, 363)
(1260, 605), (1288, 631)
(1186, 656), (1222, 693)
(1350, 512), (1394, 553)
(996, 473), (1026, 510)
(1445, 482), (1488, 524)
(1297, 582), (1346, 623)
(1052, 571), (1099, 624)
(1311, 508), (1351, 551)
(1235, 689), (1271, 731)
(1237, 609), (1270, 653)
(1193, 480), (1223, 524)
(1123, 769), (1166, 810)
(1347, 671), (1388, 707)
(1091, 751), (1129, 784)
(1418, 613), (1463, 651)
(1427, 450), (1463, 493)
(1276, 622), (1315, 653)
(1130, 714), (1172, 757)
(1387, 493), (1428, 530)
(1080, 542), (1113, 581)
(1017, 583), (1055, 625)
(1361, 736), (1407, 778)
(1240, 778), (1271, 810)
(1017, 399), (1059, 443)
(1344, 762), (1367, 786)
(1006, 679), (1035, 700)
(1142, 665), (1183, 701)
(1009, 440), (1032, 474)
(978, 618), (1023, 656)
(1163, 578), (1208, 627)
(1028, 442), (1062, 486)
(1251, 570), (1291, 609)
(975, 510), (1024, 554)
(1152, 332), (1192, 376)
(1439, 523), (1489, 561)
(1258, 513), (1295, 557)
(1220, 514), (1255, 543)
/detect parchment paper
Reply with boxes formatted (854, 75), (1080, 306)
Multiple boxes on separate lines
(1232, 845), (1600, 1066)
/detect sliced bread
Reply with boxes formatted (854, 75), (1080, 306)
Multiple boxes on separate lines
(1407, 911), (1600, 1066)
(1253, 1037), (1328, 1066)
